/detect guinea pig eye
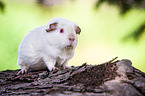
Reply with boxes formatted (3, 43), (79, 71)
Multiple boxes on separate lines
(60, 29), (64, 33)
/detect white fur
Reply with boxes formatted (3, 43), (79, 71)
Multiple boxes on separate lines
(17, 17), (79, 74)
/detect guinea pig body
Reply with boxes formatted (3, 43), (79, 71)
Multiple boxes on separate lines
(17, 17), (81, 74)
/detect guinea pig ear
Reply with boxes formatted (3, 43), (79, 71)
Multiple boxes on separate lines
(46, 22), (58, 32)
(76, 26), (81, 35)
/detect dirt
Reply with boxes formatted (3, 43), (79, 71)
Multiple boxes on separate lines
(68, 63), (118, 87)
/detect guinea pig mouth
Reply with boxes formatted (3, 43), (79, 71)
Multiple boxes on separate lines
(66, 45), (73, 49)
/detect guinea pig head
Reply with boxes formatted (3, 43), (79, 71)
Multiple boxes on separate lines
(45, 18), (81, 50)
(65, 26), (81, 49)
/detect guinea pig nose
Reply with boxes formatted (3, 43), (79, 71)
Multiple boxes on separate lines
(68, 38), (75, 41)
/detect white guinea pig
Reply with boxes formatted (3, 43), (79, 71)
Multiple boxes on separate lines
(17, 17), (81, 74)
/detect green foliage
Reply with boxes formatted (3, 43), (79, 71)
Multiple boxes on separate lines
(0, 0), (5, 12)
(96, 0), (145, 42)
(124, 22), (145, 41)
(96, 0), (145, 14)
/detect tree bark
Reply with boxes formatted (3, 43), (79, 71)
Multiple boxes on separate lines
(0, 58), (145, 96)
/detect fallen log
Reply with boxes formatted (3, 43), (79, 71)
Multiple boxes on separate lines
(0, 58), (145, 96)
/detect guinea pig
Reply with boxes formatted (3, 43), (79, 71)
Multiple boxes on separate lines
(17, 17), (81, 74)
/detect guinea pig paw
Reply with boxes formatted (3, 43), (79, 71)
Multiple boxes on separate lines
(17, 69), (28, 75)
(52, 67), (60, 71)
(61, 65), (71, 69)
(63, 66), (71, 69)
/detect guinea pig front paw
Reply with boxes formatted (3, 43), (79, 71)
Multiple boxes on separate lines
(17, 69), (28, 75)
(62, 66), (71, 69)
(52, 67), (60, 71)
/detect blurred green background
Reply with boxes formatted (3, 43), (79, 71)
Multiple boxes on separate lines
(0, 0), (145, 72)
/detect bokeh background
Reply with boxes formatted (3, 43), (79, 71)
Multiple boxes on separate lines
(0, 0), (145, 72)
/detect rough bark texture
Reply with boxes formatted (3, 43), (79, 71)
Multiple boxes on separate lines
(0, 58), (145, 96)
